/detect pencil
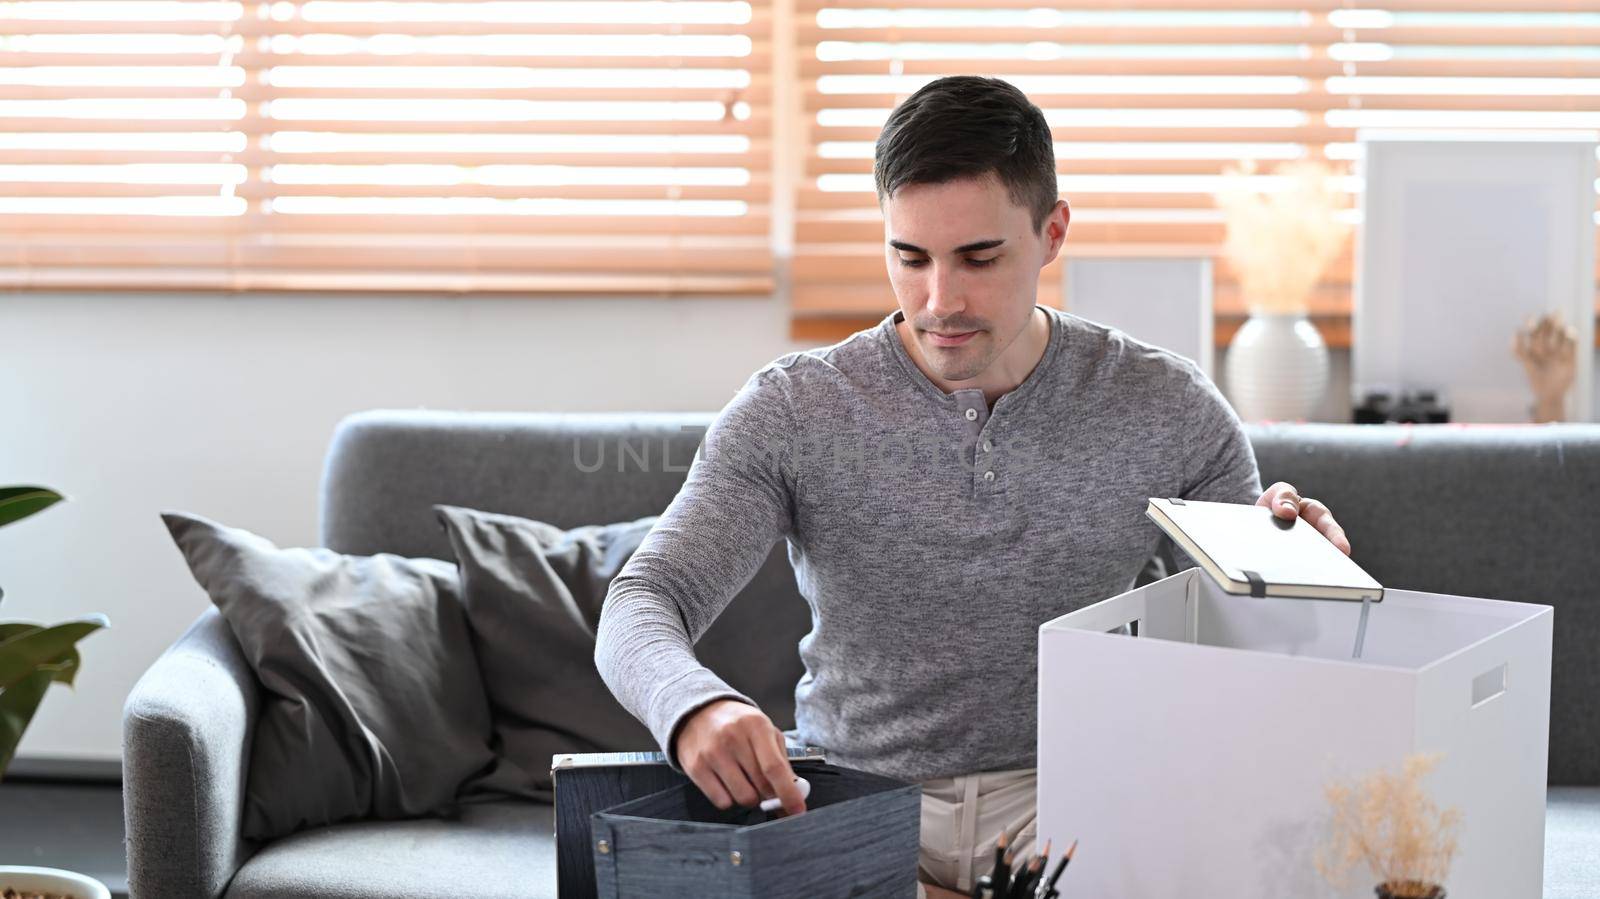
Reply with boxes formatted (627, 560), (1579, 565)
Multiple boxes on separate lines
(991, 831), (1011, 899)
(1009, 851), (1043, 899)
(1041, 839), (1077, 898)
(1002, 854), (1024, 899)
(1022, 841), (1051, 899)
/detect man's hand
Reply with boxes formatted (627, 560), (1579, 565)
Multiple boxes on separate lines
(922, 884), (967, 899)
(674, 698), (807, 816)
(1257, 481), (1351, 555)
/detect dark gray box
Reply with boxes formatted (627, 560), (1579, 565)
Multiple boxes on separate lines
(590, 762), (920, 898)
(553, 747), (829, 899)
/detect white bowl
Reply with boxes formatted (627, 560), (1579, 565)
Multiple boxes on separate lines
(0, 866), (111, 899)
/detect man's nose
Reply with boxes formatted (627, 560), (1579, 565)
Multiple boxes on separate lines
(925, 263), (964, 318)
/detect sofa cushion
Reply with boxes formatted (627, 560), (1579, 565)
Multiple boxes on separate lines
(319, 411), (814, 731)
(161, 511), (498, 840)
(435, 505), (658, 799)
(223, 800), (557, 899)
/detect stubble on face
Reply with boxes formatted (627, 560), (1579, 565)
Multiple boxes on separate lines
(914, 315), (1004, 382)
(883, 174), (1065, 397)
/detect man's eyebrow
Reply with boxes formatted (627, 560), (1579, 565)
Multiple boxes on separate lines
(889, 238), (1006, 255)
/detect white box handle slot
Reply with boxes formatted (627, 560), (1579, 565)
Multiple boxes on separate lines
(1471, 662), (1508, 708)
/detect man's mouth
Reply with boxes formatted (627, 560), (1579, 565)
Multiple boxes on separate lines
(926, 330), (978, 347)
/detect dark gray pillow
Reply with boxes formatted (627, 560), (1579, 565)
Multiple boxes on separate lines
(434, 505), (658, 799)
(161, 511), (500, 839)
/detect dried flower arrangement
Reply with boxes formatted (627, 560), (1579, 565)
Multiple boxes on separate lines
(1316, 753), (1462, 899)
(1213, 158), (1350, 316)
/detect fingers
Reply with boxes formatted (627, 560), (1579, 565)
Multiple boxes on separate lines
(688, 753), (763, 810)
(1258, 483), (1351, 555)
(1516, 314), (1578, 363)
(730, 734), (775, 805)
(1258, 481), (1300, 519)
(685, 755), (735, 809)
(682, 713), (791, 812)
(1297, 497), (1352, 556)
(716, 747), (765, 809)
(756, 729), (807, 816)
(1544, 319), (1577, 355)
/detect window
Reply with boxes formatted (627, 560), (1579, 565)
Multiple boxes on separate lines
(792, 0), (1600, 343)
(0, 0), (773, 294)
(3, 1), (1596, 312)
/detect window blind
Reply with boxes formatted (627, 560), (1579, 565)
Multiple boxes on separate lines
(0, 0), (773, 294)
(792, 0), (1600, 343)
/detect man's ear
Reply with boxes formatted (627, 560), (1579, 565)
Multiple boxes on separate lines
(1040, 199), (1070, 267)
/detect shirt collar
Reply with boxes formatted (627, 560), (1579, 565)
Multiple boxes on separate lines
(879, 305), (1064, 413)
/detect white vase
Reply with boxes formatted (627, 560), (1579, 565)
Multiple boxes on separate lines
(0, 866), (111, 899)
(1224, 312), (1329, 422)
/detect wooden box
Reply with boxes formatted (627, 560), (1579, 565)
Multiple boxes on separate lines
(552, 747), (827, 899)
(589, 762), (920, 898)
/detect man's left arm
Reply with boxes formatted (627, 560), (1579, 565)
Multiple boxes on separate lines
(1179, 365), (1351, 556)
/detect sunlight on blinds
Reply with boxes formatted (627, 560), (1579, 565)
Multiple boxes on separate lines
(792, 0), (1600, 338)
(0, 0), (773, 293)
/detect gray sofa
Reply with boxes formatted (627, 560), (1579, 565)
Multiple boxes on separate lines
(123, 411), (1600, 899)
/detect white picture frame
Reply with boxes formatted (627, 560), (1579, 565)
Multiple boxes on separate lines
(1354, 134), (1597, 423)
(1063, 256), (1215, 376)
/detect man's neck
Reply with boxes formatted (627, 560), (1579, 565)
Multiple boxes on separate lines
(897, 306), (1051, 406)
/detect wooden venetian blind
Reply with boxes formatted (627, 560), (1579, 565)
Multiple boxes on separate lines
(792, 0), (1600, 342)
(0, 0), (772, 294)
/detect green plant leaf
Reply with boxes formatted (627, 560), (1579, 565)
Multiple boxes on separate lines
(0, 616), (107, 691)
(0, 668), (54, 782)
(35, 647), (81, 688)
(0, 487), (65, 529)
(0, 627), (76, 685)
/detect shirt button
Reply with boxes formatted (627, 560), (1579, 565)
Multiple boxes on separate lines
(981, 440), (992, 453)
(964, 408), (978, 421)
(983, 470), (996, 481)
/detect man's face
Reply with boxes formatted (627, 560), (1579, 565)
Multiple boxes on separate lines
(882, 174), (1067, 383)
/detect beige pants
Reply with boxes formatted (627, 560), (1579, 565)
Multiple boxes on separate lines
(916, 767), (1038, 897)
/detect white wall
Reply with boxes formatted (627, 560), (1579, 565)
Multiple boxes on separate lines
(1, 291), (811, 764)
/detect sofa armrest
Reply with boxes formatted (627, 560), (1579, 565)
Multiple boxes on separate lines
(123, 607), (261, 899)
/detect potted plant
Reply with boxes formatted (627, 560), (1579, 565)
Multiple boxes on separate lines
(1214, 158), (1350, 422)
(1317, 753), (1461, 899)
(0, 486), (112, 899)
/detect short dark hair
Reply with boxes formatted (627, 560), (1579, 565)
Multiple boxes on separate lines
(873, 76), (1058, 232)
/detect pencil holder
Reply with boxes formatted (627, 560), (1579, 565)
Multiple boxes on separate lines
(590, 761), (920, 898)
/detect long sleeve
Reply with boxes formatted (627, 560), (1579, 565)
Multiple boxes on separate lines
(1159, 363), (1264, 575)
(594, 364), (800, 768)
(1179, 363), (1263, 504)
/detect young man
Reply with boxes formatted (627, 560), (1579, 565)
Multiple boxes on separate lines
(595, 76), (1351, 898)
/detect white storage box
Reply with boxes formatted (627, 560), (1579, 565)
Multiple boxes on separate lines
(1037, 567), (1552, 899)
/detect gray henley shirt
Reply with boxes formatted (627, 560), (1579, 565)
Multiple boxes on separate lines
(594, 305), (1262, 783)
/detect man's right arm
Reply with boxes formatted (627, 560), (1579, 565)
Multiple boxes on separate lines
(594, 365), (808, 815)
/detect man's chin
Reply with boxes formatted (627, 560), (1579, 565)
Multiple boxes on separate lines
(923, 355), (987, 384)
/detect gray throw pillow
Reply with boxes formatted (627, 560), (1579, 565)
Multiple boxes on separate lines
(161, 511), (500, 840)
(434, 505), (658, 799)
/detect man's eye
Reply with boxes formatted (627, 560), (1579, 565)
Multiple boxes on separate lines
(897, 256), (997, 268)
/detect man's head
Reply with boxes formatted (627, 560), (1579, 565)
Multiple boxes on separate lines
(874, 76), (1069, 384)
